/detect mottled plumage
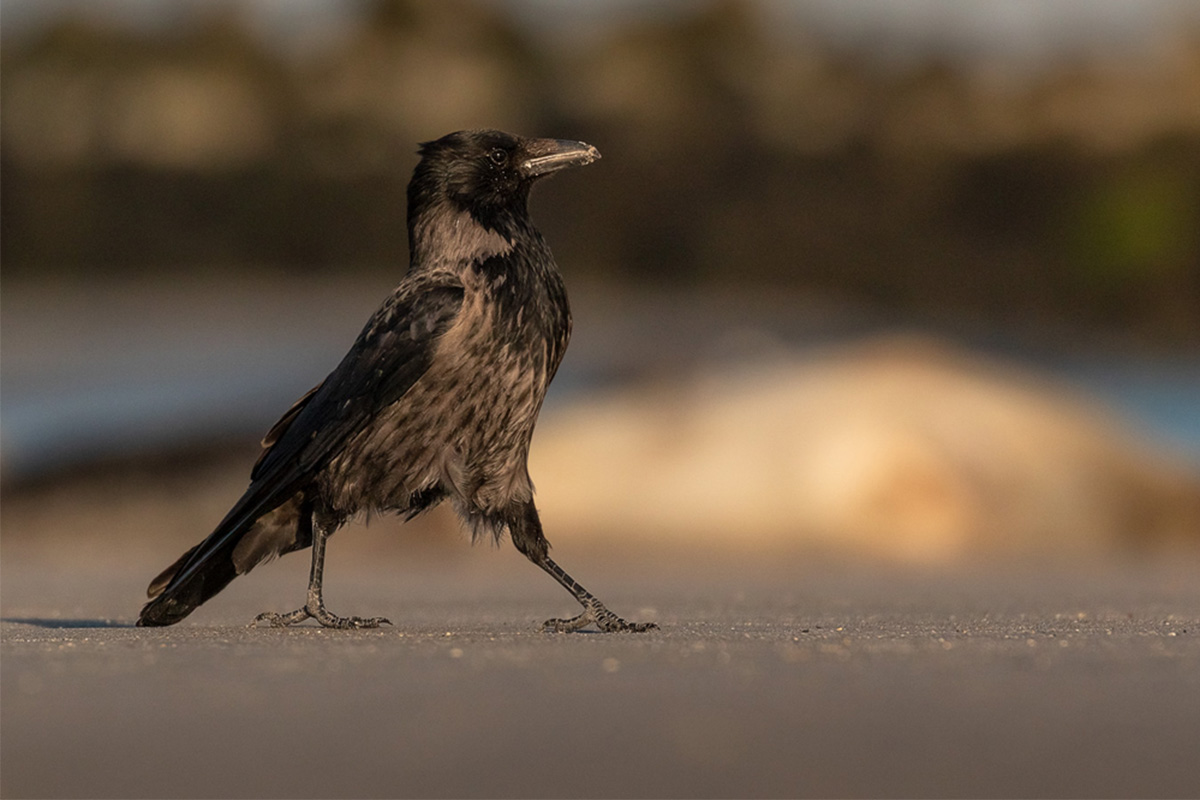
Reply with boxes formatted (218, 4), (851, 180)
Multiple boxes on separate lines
(138, 130), (655, 632)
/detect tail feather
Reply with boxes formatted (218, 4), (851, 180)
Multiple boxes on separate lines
(137, 544), (241, 626)
(146, 543), (200, 600)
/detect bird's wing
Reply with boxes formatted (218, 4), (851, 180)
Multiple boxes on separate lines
(248, 280), (464, 485)
(255, 382), (323, 469)
(139, 275), (465, 623)
(249, 273), (465, 502)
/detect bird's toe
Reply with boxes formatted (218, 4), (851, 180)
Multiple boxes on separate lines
(542, 611), (594, 633)
(251, 608), (312, 628)
(596, 611), (658, 633)
(313, 610), (391, 629)
(543, 600), (657, 633)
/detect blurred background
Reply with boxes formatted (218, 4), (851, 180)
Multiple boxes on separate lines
(3, 0), (1199, 566)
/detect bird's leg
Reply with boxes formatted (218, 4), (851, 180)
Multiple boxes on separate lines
(536, 554), (658, 633)
(252, 510), (391, 629)
(508, 501), (656, 633)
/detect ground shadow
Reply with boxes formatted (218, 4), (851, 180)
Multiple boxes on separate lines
(2, 618), (135, 629)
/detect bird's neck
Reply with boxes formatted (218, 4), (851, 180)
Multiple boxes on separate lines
(407, 201), (522, 271)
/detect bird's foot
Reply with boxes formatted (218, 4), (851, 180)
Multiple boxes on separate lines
(543, 599), (657, 633)
(252, 605), (391, 629)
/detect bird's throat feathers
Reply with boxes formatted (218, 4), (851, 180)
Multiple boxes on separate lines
(408, 201), (518, 270)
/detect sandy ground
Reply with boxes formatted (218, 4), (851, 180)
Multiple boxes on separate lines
(3, 538), (1199, 799)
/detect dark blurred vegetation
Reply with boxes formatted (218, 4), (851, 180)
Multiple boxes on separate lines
(3, 0), (1199, 341)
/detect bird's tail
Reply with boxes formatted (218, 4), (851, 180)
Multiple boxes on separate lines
(137, 539), (241, 626)
(137, 492), (309, 627)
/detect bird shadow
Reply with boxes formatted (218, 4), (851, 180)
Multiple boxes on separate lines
(2, 617), (135, 629)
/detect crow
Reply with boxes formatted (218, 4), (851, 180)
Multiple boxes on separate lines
(138, 130), (656, 633)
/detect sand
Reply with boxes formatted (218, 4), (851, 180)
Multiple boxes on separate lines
(3, 543), (1199, 798)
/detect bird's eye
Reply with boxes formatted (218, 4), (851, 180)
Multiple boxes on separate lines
(488, 148), (506, 166)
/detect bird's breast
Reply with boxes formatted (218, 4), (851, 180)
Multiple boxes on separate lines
(321, 271), (565, 517)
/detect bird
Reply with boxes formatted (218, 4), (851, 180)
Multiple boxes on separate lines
(137, 129), (656, 633)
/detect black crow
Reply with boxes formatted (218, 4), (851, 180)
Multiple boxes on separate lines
(138, 130), (655, 633)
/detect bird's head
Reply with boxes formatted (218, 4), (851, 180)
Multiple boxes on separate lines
(408, 130), (600, 247)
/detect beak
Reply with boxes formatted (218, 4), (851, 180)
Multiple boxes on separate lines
(520, 139), (601, 178)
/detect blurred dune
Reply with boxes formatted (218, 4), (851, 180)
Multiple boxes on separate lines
(532, 335), (1200, 562)
(3, 335), (1197, 568)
